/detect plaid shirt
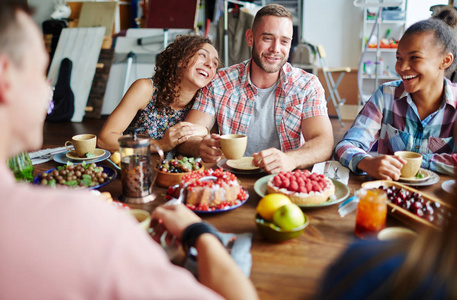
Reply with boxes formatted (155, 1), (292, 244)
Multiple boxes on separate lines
(335, 79), (457, 176)
(193, 59), (327, 152)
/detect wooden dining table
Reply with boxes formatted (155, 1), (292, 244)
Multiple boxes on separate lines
(32, 142), (454, 300)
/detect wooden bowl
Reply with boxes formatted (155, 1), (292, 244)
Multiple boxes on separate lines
(361, 180), (450, 232)
(155, 166), (204, 188)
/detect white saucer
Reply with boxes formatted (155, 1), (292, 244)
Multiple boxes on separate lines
(442, 180), (456, 194)
(66, 148), (105, 160)
(226, 157), (259, 170)
(378, 227), (417, 242)
(398, 168), (430, 182)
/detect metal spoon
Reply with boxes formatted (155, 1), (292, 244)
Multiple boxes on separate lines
(333, 166), (340, 180)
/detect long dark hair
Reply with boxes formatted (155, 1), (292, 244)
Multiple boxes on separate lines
(152, 35), (213, 109)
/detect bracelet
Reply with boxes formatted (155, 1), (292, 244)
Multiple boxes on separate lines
(181, 222), (222, 253)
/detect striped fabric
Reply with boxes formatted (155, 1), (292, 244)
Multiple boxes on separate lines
(193, 59), (327, 152)
(335, 79), (457, 175)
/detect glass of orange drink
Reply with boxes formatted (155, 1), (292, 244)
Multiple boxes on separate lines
(355, 188), (387, 239)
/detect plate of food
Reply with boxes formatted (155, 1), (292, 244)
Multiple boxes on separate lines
(54, 149), (110, 165)
(362, 180), (452, 231)
(217, 158), (263, 175)
(34, 162), (116, 189)
(254, 170), (350, 208)
(226, 157), (259, 171)
(398, 168), (430, 182)
(164, 168), (249, 213)
(442, 179), (456, 194)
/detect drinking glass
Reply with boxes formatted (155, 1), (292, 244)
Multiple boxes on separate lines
(355, 188), (387, 239)
(8, 152), (34, 182)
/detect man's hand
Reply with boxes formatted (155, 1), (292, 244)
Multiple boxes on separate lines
(357, 155), (407, 180)
(252, 148), (295, 174)
(151, 203), (202, 238)
(199, 134), (223, 163)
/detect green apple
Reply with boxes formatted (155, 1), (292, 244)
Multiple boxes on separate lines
(273, 203), (305, 230)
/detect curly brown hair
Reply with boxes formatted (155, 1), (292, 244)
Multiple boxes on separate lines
(153, 35), (215, 109)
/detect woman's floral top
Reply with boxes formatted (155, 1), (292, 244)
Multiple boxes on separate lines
(129, 84), (193, 140)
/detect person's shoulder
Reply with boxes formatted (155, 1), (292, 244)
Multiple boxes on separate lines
(444, 77), (457, 96)
(212, 61), (248, 86)
(375, 80), (405, 100)
(381, 80), (402, 89)
(132, 78), (154, 90)
(280, 63), (323, 94)
(443, 78), (457, 108)
(283, 63), (320, 86)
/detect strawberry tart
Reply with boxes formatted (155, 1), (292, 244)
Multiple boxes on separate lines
(166, 169), (248, 211)
(266, 170), (335, 205)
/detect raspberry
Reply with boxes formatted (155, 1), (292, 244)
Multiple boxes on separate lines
(274, 177), (282, 186)
(299, 186), (307, 194)
(306, 182), (312, 191)
(289, 181), (299, 192)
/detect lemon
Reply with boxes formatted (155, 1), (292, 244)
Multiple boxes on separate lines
(111, 151), (121, 166)
(122, 148), (134, 157)
(257, 193), (292, 221)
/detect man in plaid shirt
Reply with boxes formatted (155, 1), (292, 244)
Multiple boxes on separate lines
(178, 4), (333, 174)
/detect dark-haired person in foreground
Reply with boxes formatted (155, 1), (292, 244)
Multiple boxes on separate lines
(0, 2), (258, 299)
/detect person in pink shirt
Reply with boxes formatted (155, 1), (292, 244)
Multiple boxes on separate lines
(0, 2), (258, 299)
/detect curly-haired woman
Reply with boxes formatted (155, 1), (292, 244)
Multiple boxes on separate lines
(98, 35), (219, 154)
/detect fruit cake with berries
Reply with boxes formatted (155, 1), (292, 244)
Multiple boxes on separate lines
(267, 170), (335, 205)
(166, 169), (248, 211)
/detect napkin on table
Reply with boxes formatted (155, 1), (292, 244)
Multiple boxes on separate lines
(312, 160), (350, 185)
(29, 146), (70, 165)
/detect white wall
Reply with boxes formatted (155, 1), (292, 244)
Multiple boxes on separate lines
(406, 0), (448, 27)
(29, 0), (55, 26)
(30, 0), (450, 69)
(303, 0), (448, 68)
(303, 0), (362, 68)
